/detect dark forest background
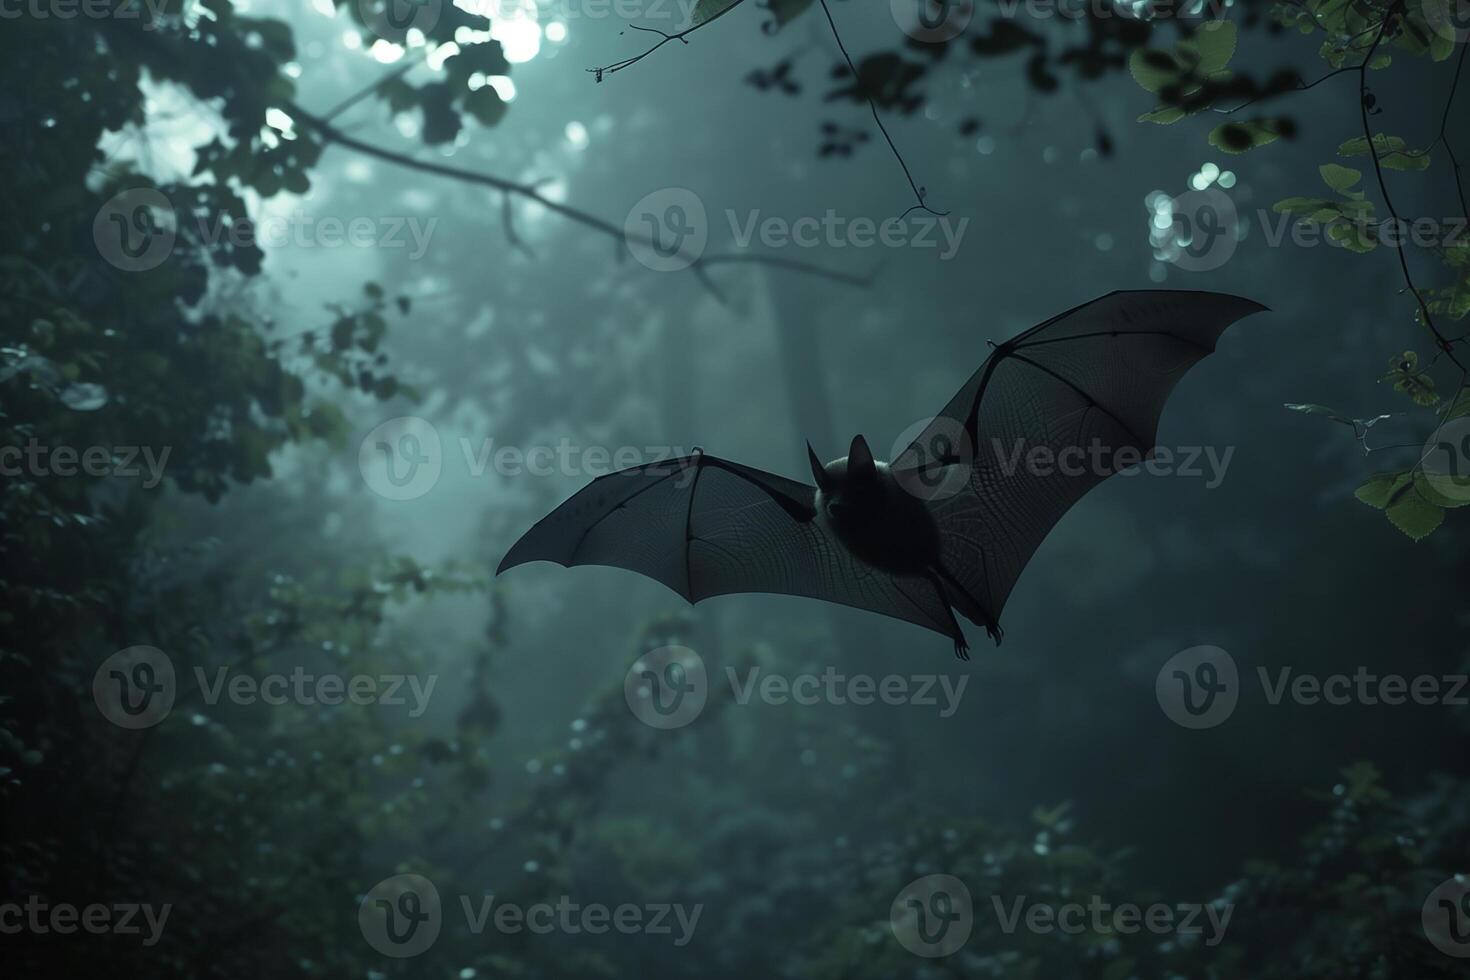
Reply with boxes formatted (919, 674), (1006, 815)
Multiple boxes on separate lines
(3, 0), (1469, 976)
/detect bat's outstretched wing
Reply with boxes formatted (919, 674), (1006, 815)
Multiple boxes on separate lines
(498, 453), (965, 644)
(891, 290), (1267, 640)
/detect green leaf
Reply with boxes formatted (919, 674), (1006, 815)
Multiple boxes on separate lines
(1385, 488), (1445, 540)
(1319, 163), (1362, 193)
(1443, 388), (1470, 420)
(1273, 197), (1342, 221)
(1138, 105), (1187, 125)
(1340, 134), (1428, 170)
(464, 86), (507, 126)
(1209, 120), (1284, 154)
(1338, 134), (1405, 157)
(1381, 150), (1431, 171)
(1431, 32), (1457, 63)
(1413, 472), (1470, 510)
(1180, 20), (1237, 76)
(1284, 403), (1355, 425)
(453, 40), (511, 77)
(1354, 472), (1409, 510)
(1328, 220), (1377, 253)
(1128, 49), (1181, 95)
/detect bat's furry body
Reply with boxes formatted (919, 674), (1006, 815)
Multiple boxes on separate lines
(499, 290), (1267, 656)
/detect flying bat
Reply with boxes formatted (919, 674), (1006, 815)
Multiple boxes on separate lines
(498, 290), (1266, 657)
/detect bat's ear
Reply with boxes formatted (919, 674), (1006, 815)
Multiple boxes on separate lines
(807, 441), (832, 492)
(848, 435), (876, 479)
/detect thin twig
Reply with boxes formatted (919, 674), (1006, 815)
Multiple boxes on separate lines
(814, 0), (943, 216)
(1437, 44), (1469, 226)
(1216, 66), (1359, 114)
(588, 0), (942, 216)
(322, 53), (425, 123)
(1355, 0), (1465, 377)
(587, 0), (751, 80)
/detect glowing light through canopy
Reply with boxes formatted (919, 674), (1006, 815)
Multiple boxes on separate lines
(455, 0), (543, 64)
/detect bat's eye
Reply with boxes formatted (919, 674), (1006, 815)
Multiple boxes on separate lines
(828, 499), (848, 519)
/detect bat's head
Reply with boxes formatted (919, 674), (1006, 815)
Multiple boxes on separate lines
(808, 435), (884, 520)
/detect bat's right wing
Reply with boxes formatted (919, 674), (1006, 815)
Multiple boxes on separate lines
(498, 452), (964, 645)
(891, 289), (1267, 640)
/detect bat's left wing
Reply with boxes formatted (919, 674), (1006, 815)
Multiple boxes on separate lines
(891, 289), (1267, 642)
(498, 452), (965, 644)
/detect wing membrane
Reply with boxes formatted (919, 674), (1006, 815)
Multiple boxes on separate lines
(892, 290), (1267, 631)
(499, 453), (962, 643)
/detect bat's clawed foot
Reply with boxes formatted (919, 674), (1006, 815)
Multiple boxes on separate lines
(953, 637), (970, 661)
(985, 622), (1004, 646)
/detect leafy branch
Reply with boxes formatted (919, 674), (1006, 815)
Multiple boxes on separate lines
(1126, 4), (1470, 538)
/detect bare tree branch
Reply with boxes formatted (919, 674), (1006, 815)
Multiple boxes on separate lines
(1355, 0), (1464, 378)
(288, 103), (876, 292)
